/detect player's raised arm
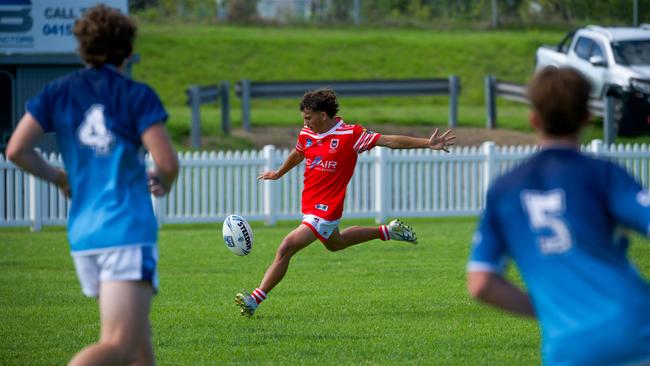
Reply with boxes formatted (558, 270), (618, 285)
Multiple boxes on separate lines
(376, 128), (456, 152)
(257, 148), (305, 180)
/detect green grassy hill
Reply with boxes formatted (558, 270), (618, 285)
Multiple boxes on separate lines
(134, 25), (559, 106)
(132, 24), (644, 148)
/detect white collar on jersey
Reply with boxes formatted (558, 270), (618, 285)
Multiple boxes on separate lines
(303, 119), (352, 139)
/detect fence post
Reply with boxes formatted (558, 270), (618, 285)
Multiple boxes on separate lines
(29, 174), (42, 232)
(241, 79), (252, 132)
(482, 141), (497, 199)
(491, 0), (499, 28)
(263, 145), (277, 225)
(448, 75), (459, 128)
(353, 0), (361, 25)
(189, 85), (201, 149)
(374, 147), (389, 223)
(485, 75), (497, 129)
(216, 0), (227, 21)
(604, 95), (615, 145)
(220, 81), (231, 134)
(590, 139), (604, 157)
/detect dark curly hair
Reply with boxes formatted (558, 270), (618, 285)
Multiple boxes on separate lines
(73, 5), (136, 68)
(299, 88), (339, 117)
(528, 66), (592, 136)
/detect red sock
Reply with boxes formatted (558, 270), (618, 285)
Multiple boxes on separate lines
(251, 288), (267, 304)
(379, 225), (389, 241)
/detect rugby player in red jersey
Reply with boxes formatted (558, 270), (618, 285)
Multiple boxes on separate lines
(236, 88), (455, 317)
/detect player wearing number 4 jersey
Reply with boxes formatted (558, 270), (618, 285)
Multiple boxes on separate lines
(468, 67), (650, 366)
(7, 5), (178, 366)
(236, 88), (455, 317)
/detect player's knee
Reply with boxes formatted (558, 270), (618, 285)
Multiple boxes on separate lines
(323, 239), (344, 252)
(277, 238), (300, 259)
(324, 244), (341, 252)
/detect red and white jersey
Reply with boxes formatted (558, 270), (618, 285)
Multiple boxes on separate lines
(295, 117), (381, 220)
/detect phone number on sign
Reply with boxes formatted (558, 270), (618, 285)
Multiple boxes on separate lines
(42, 23), (73, 36)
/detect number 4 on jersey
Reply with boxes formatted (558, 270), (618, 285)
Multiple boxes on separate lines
(522, 189), (573, 255)
(78, 104), (114, 154)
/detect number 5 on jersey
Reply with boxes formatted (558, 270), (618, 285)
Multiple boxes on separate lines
(522, 189), (573, 255)
(78, 104), (114, 154)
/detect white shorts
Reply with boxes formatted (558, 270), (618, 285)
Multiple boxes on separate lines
(302, 214), (340, 243)
(72, 245), (159, 298)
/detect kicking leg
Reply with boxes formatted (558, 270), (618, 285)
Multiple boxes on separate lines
(322, 219), (417, 251)
(236, 224), (316, 317)
(260, 224), (316, 293)
(322, 226), (383, 252)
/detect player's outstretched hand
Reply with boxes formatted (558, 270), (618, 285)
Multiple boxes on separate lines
(257, 171), (281, 180)
(429, 128), (456, 152)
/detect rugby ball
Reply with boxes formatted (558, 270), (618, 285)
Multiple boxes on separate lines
(222, 214), (254, 256)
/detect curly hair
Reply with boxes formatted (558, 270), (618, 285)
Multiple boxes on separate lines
(73, 5), (136, 68)
(299, 88), (340, 117)
(528, 66), (592, 136)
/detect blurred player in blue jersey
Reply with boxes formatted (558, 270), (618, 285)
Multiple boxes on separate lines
(467, 66), (650, 365)
(6, 5), (178, 366)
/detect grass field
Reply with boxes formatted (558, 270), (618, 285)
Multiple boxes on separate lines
(2, 218), (650, 365)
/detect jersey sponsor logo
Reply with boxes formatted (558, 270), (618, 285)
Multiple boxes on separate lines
(307, 156), (322, 169)
(306, 156), (337, 172)
(315, 203), (329, 211)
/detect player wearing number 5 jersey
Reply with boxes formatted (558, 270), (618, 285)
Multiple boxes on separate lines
(467, 67), (650, 365)
(7, 5), (178, 366)
(236, 88), (456, 317)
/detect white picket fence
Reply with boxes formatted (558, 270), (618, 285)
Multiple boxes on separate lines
(2, 140), (650, 231)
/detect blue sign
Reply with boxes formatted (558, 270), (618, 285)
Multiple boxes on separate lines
(0, 0), (127, 54)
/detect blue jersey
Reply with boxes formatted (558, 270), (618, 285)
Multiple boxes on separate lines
(27, 64), (168, 254)
(469, 147), (650, 365)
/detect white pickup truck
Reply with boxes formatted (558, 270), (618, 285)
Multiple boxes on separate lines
(535, 25), (650, 98)
(535, 25), (650, 135)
